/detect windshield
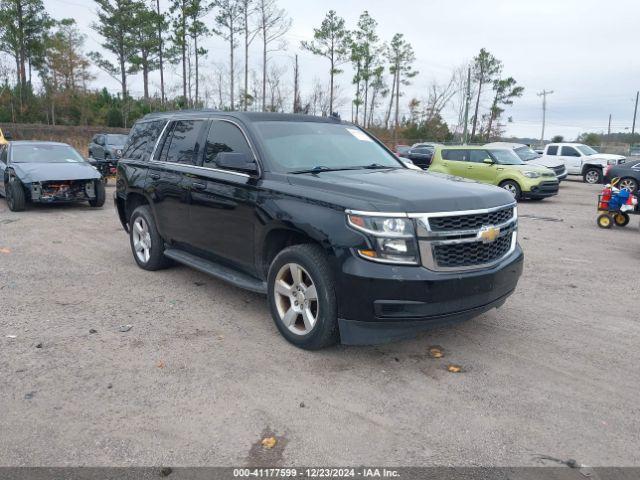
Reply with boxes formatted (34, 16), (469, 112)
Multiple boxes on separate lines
(488, 149), (525, 165)
(253, 121), (402, 173)
(577, 145), (598, 156)
(12, 144), (85, 163)
(514, 146), (540, 161)
(106, 134), (127, 145)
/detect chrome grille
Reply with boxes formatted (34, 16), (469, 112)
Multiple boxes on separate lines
(414, 204), (518, 272)
(428, 206), (514, 232)
(433, 233), (513, 268)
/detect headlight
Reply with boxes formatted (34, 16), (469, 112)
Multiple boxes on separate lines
(607, 159), (617, 165)
(522, 171), (541, 178)
(347, 213), (419, 265)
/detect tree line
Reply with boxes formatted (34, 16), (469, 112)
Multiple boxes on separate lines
(0, 0), (524, 143)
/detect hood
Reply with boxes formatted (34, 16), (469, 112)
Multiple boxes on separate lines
(590, 153), (625, 160)
(526, 157), (563, 168)
(13, 162), (101, 183)
(286, 168), (515, 213)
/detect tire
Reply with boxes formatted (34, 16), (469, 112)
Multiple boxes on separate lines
(129, 205), (172, 271)
(6, 178), (26, 212)
(267, 244), (339, 350)
(619, 177), (638, 193)
(597, 213), (612, 229)
(499, 180), (522, 200)
(583, 167), (603, 184)
(613, 212), (630, 227)
(89, 180), (106, 207)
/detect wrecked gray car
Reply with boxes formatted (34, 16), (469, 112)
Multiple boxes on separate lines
(0, 141), (106, 212)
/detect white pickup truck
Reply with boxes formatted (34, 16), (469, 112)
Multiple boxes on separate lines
(541, 143), (626, 184)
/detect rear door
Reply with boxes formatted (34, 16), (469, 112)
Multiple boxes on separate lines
(148, 119), (207, 245)
(559, 145), (583, 174)
(186, 119), (259, 273)
(440, 149), (472, 177)
(0, 145), (7, 196)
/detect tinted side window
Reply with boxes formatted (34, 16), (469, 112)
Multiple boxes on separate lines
(203, 121), (253, 166)
(470, 150), (489, 163)
(546, 146), (558, 155)
(0, 145), (7, 163)
(123, 121), (165, 161)
(561, 146), (580, 157)
(164, 120), (205, 165)
(442, 149), (470, 162)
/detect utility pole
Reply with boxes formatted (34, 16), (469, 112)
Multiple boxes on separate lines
(608, 114), (612, 136)
(537, 89), (554, 146)
(462, 66), (471, 144)
(632, 91), (639, 141)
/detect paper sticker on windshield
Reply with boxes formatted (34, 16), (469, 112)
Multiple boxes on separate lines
(347, 128), (373, 142)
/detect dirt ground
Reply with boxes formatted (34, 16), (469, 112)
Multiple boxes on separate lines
(0, 179), (638, 467)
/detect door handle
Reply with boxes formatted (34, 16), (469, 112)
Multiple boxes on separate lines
(149, 173), (160, 179)
(191, 182), (206, 190)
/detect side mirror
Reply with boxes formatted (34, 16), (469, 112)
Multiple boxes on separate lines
(483, 158), (494, 165)
(4, 131), (13, 140)
(216, 152), (258, 174)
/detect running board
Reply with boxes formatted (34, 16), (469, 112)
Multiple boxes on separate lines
(164, 248), (267, 294)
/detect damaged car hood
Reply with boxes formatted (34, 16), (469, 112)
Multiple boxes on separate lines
(12, 162), (101, 183)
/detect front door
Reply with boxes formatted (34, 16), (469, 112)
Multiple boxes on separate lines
(471, 149), (500, 184)
(187, 119), (259, 273)
(558, 145), (583, 174)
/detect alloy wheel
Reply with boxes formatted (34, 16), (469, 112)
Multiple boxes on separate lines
(502, 183), (518, 197)
(273, 263), (319, 335)
(619, 178), (637, 192)
(132, 216), (152, 263)
(585, 170), (600, 184)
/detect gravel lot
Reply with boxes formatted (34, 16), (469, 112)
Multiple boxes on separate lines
(0, 179), (638, 467)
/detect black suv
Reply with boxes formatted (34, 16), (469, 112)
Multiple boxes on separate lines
(115, 111), (523, 349)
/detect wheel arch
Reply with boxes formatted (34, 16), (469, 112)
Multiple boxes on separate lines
(260, 227), (325, 278)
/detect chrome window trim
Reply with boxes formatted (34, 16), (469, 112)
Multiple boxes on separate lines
(147, 117), (262, 178)
(148, 159), (250, 179)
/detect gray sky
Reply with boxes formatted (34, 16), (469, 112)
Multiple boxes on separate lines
(43, 0), (640, 139)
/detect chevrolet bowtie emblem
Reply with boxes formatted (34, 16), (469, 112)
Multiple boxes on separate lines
(477, 225), (500, 243)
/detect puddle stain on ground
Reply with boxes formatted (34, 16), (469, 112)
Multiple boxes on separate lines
(246, 427), (288, 467)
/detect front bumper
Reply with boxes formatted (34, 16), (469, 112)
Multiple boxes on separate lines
(523, 180), (559, 199)
(335, 246), (524, 345)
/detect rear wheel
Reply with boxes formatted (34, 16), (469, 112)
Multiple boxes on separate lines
(584, 167), (603, 184)
(267, 244), (339, 350)
(89, 180), (105, 207)
(499, 180), (522, 200)
(6, 178), (26, 212)
(619, 177), (638, 192)
(129, 205), (172, 270)
(597, 213), (612, 229)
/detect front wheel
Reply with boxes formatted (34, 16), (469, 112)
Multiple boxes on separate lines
(584, 168), (603, 184)
(129, 205), (172, 271)
(614, 212), (630, 227)
(267, 244), (339, 350)
(6, 179), (26, 212)
(89, 180), (105, 207)
(499, 180), (522, 200)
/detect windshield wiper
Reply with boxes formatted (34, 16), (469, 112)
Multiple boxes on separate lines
(290, 165), (359, 174)
(358, 163), (397, 170)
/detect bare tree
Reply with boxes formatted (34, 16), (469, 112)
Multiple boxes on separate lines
(257, 0), (291, 111)
(214, 0), (243, 110)
(239, 0), (259, 110)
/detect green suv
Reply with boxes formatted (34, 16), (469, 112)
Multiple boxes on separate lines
(429, 146), (559, 200)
